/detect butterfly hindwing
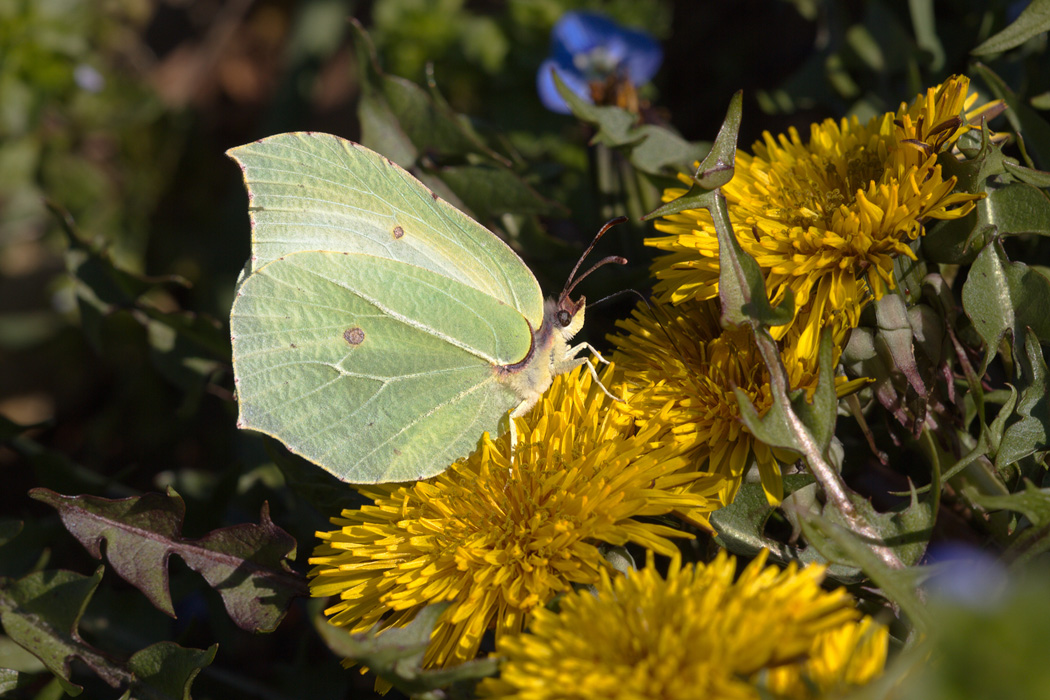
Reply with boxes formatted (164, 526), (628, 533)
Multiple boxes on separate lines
(231, 251), (529, 482)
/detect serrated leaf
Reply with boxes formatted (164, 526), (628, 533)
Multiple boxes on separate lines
(974, 63), (1050, 171)
(350, 19), (502, 168)
(961, 240), (1050, 371)
(737, 330), (838, 455)
(315, 604), (498, 696)
(996, 330), (1050, 468)
(800, 512), (931, 630)
(0, 567), (111, 695)
(969, 479), (1050, 527)
(972, 0), (1050, 55)
(553, 71), (708, 177)
(1003, 160), (1050, 187)
(0, 566), (217, 699)
(30, 489), (306, 633)
(125, 642), (217, 700)
(711, 475), (809, 552)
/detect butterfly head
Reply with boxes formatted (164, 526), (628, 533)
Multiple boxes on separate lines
(554, 293), (586, 339)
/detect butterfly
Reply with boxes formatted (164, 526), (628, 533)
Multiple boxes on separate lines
(228, 132), (623, 483)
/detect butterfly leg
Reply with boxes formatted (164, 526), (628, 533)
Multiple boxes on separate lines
(581, 358), (624, 403)
(568, 342), (612, 365)
(564, 344), (622, 403)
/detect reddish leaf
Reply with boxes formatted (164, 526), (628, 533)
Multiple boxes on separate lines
(31, 488), (306, 633)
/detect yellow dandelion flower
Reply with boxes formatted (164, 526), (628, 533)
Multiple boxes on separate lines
(763, 616), (890, 699)
(610, 298), (850, 505)
(478, 549), (885, 700)
(649, 74), (997, 364)
(309, 365), (724, 678)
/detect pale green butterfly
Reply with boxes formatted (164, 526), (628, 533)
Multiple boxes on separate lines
(228, 132), (623, 484)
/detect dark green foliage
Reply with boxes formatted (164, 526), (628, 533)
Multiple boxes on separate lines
(4, 0), (1050, 698)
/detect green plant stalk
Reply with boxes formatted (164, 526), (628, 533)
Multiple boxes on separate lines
(707, 196), (908, 572)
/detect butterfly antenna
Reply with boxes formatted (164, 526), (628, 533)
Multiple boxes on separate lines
(589, 287), (647, 309)
(561, 216), (629, 300)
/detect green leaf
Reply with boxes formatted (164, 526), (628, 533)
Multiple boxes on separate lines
(315, 604), (499, 696)
(972, 0), (1050, 55)
(996, 329), (1050, 469)
(908, 0), (944, 70)
(0, 415), (109, 495)
(982, 182), (1050, 238)
(0, 668), (27, 695)
(645, 92), (743, 221)
(430, 164), (567, 220)
(974, 63), (1050, 171)
(968, 479), (1050, 528)
(53, 202), (227, 394)
(0, 567), (109, 695)
(143, 309), (227, 397)
(714, 192), (794, 328)
(0, 566), (218, 700)
(968, 478), (1050, 567)
(628, 124), (709, 177)
(30, 489), (305, 633)
(961, 240), (1050, 371)
(799, 511), (931, 631)
(711, 475), (816, 558)
(552, 72), (708, 177)
(709, 474), (870, 580)
(1003, 160), (1050, 187)
(55, 204), (186, 352)
(645, 93), (792, 330)
(350, 19), (503, 168)
(737, 330), (838, 455)
(125, 642), (217, 700)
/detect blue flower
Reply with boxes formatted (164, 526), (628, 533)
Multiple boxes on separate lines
(537, 11), (663, 115)
(925, 543), (1009, 608)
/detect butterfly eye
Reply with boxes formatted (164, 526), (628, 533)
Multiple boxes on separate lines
(557, 309), (572, 327)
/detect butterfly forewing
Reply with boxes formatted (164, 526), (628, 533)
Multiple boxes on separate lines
(227, 133), (545, 328)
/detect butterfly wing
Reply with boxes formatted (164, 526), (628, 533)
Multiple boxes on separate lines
(231, 251), (530, 483)
(226, 132), (545, 328)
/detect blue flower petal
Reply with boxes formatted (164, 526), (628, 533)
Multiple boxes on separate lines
(550, 11), (624, 57)
(618, 28), (663, 84)
(925, 543), (1009, 608)
(537, 58), (592, 115)
(538, 11), (662, 114)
